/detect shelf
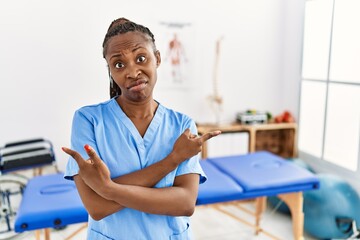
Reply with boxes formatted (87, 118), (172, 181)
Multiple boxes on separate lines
(197, 122), (297, 159)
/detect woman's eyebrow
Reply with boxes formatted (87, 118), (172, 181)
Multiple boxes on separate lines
(132, 46), (145, 52)
(110, 54), (122, 60)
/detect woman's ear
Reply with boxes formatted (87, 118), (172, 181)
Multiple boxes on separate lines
(107, 66), (113, 86)
(155, 50), (161, 67)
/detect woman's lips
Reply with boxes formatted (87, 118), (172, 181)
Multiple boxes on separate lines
(128, 79), (147, 91)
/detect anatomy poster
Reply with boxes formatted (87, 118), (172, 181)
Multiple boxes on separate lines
(157, 21), (195, 90)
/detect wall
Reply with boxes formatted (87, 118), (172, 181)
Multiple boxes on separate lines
(0, 0), (305, 170)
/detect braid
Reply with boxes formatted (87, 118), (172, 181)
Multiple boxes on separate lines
(103, 18), (157, 98)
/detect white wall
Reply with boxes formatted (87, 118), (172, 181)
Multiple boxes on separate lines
(0, 0), (305, 170)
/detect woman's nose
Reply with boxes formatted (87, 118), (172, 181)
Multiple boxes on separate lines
(126, 65), (141, 79)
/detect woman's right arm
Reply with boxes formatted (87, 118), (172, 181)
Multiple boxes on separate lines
(73, 149), (181, 220)
(74, 175), (122, 221)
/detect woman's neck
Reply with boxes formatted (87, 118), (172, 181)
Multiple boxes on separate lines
(116, 97), (158, 119)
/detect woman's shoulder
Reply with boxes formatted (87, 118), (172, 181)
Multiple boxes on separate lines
(77, 98), (115, 113)
(74, 98), (116, 120)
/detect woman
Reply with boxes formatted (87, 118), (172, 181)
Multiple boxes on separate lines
(62, 18), (220, 240)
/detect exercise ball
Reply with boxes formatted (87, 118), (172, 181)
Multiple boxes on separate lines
(304, 173), (360, 239)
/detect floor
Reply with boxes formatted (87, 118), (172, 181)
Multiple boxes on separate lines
(15, 201), (317, 240)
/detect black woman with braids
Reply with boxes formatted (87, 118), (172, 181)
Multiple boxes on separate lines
(62, 18), (221, 239)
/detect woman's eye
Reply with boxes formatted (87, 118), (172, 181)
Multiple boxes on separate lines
(137, 56), (146, 63)
(115, 62), (124, 69)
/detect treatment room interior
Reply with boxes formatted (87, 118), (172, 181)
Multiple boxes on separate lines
(1, 0), (360, 239)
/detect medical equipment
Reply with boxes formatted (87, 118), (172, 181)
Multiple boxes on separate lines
(13, 151), (319, 240)
(197, 151), (320, 239)
(0, 138), (57, 240)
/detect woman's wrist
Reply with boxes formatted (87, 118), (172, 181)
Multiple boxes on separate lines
(168, 151), (184, 166)
(100, 180), (119, 200)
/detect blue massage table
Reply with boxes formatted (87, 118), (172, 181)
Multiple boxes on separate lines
(197, 151), (320, 240)
(14, 173), (88, 240)
(14, 151), (319, 240)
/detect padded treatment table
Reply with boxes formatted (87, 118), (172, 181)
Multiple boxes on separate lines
(14, 173), (88, 240)
(14, 152), (319, 240)
(197, 151), (319, 240)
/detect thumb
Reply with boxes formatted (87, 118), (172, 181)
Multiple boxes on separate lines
(62, 147), (85, 167)
(183, 128), (191, 137)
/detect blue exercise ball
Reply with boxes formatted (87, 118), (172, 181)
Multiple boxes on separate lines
(304, 173), (360, 239)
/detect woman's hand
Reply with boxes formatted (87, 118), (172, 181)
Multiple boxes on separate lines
(171, 129), (221, 163)
(62, 145), (112, 194)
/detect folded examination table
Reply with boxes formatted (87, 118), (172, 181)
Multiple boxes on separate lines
(14, 151), (319, 240)
(197, 151), (320, 240)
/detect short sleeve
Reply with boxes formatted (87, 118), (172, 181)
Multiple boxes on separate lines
(175, 120), (207, 184)
(64, 109), (98, 180)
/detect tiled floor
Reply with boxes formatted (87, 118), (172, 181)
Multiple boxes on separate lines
(15, 201), (317, 240)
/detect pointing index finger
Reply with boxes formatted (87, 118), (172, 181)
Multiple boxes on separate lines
(62, 147), (85, 167)
(199, 130), (222, 142)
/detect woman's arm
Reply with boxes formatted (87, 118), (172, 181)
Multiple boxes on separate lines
(71, 150), (182, 220)
(73, 175), (122, 220)
(104, 173), (200, 216)
(63, 129), (220, 220)
(74, 170), (199, 219)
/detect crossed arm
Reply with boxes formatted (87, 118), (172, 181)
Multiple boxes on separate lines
(62, 129), (220, 220)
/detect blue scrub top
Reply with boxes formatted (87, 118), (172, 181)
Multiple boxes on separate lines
(64, 98), (206, 240)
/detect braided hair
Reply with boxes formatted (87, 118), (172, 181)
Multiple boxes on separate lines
(102, 18), (157, 98)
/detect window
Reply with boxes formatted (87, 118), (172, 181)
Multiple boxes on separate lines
(299, 0), (360, 173)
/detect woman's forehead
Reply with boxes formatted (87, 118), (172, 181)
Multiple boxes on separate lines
(105, 32), (152, 56)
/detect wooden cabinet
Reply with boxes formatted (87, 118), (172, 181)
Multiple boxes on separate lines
(197, 122), (297, 159)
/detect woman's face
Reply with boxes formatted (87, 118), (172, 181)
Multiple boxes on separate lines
(105, 32), (161, 102)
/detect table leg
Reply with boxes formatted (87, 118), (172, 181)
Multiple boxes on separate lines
(278, 192), (304, 240)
